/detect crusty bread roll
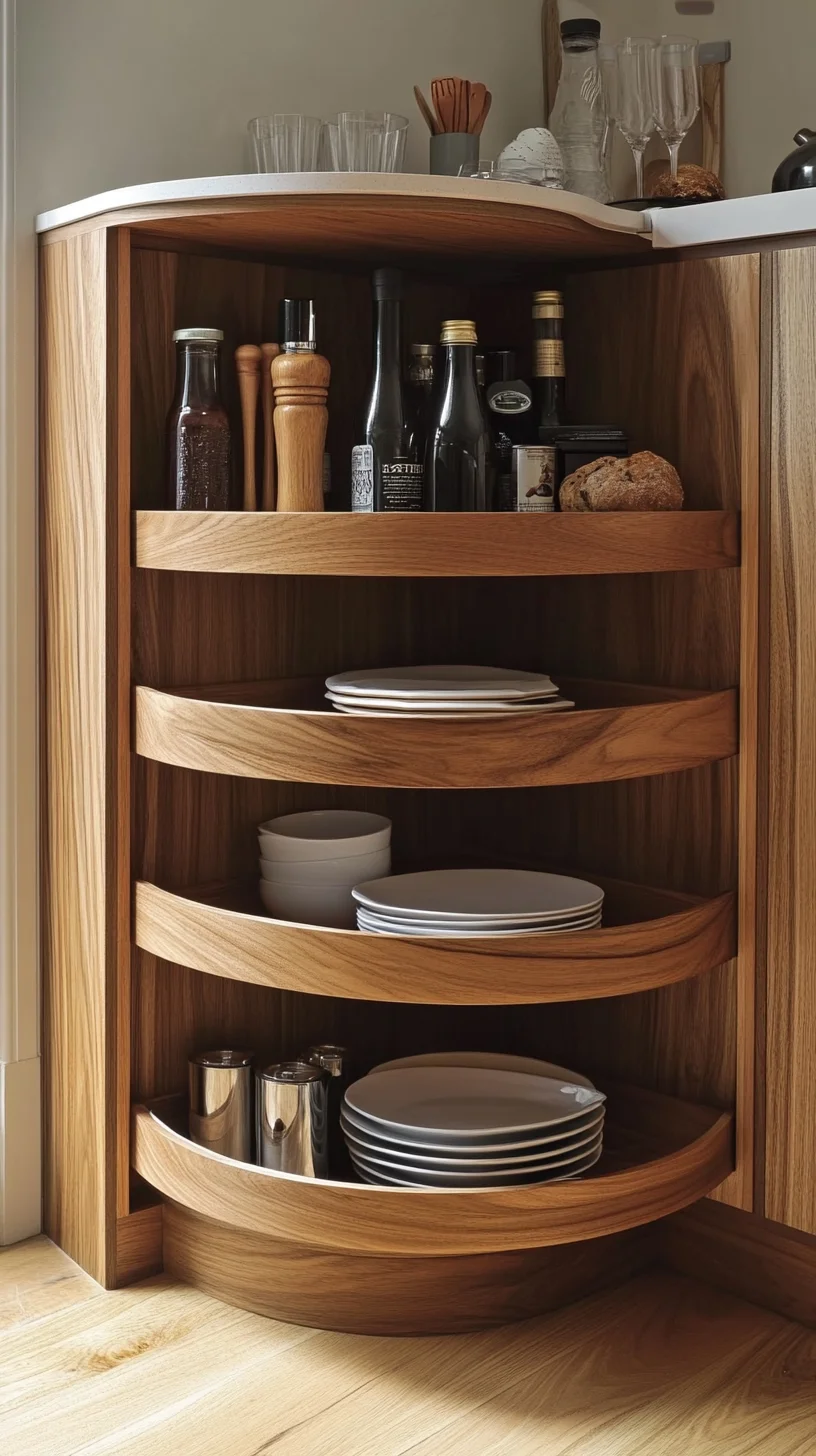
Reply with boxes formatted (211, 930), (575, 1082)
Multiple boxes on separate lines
(650, 163), (725, 201)
(559, 451), (684, 512)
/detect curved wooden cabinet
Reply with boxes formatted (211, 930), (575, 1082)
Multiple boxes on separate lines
(134, 880), (736, 1006)
(134, 677), (738, 788)
(132, 1087), (733, 1257)
(134, 509), (740, 578)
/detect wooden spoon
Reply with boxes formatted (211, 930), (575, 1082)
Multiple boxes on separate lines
(431, 77), (457, 133)
(468, 82), (487, 134)
(413, 84), (439, 135)
(475, 89), (493, 135)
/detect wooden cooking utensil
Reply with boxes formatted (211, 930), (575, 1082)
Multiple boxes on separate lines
(271, 350), (330, 512)
(476, 90), (492, 135)
(431, 77), (456, 133)
(467, 82), (487, 134)
(260, 342), (280, 510)
(235, 344), (262, 511)
(414, 85), (439, 135)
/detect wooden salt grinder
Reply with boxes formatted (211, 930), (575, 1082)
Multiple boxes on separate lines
(260, 343), (280, 510)
(271, 350), (330, 512)
(235, 344), (262, 510)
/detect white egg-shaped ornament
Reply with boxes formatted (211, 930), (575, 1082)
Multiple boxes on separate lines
(500, 127), (564, 180)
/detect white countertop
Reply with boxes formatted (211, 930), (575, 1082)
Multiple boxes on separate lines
(35, 171), (816, 252)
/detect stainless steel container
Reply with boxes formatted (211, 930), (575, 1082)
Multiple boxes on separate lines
(256, 1061), (329, 1177)
(188, 1049), (253, 1161)
(306, 1044), (347, 1078)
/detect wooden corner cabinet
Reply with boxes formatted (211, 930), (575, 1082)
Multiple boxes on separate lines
(39, 176), (809, 1334)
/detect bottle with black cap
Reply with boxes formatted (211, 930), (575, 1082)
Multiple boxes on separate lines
(423, 320), (493, 512)
(352, 268), (423, 512)
(278, 298), (331, 501)
(549, 18), (609, 203)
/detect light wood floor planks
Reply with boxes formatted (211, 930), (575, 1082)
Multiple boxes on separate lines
(1, 1237), (815, 1456)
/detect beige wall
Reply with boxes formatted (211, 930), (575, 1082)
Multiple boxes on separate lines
(563, 0), (815, 198)
(18, 0), (546, 215)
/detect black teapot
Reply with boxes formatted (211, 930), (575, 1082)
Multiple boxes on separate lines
(773, 129), (816, 191)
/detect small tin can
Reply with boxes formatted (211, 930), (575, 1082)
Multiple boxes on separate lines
(511, 445), (556, 512)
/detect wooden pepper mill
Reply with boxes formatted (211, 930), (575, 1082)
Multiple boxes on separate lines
(260, 342), (281, 510)
(272, 298), (329, 512)
(235, 344), (262, 511)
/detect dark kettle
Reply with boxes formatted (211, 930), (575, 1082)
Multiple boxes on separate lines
(773, 129), (816, 191)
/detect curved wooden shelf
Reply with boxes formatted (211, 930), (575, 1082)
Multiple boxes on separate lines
(134, 879), (736, 1006)
(132, 1085), (733, 1257)
(134, 509), (740, 577)
(134, 676), (738, 788)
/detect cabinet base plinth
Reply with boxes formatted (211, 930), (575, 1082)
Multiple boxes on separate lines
(163, 1202), (654, 1336)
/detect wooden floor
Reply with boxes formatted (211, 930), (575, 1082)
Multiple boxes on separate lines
(2, 1237), (815, 1455)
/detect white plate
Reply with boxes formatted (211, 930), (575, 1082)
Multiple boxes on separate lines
(326, 691), (560, 711)
(352, 869), (604, 921)
(342, 1119), (603, 1169)
(368, 1051), (595, 1088)
(356, 911), (602, 938)
(344, 1066), (605, 1142)
(329, 701), (575, 721)
(356, 905), (601, 930)
(340, 1103), (604, 1155)
(325, 666), (557, 701)
(354, 1141), (604, 1188)
(349, 1132), (602, 1186)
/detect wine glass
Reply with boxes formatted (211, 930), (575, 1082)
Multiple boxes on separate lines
(598, 44), (619, 188)
(653, 35), (700, 179)
(614, 37), (658, 200)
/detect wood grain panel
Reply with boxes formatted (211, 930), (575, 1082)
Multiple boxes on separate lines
(164, 1203), (652, 1334)
(134, 879), (736, 1006)
(114, 1204), (163, 1285)
(133, 678), (737, 789)
(41, 226), (130, 1284)
(765, 245), (816, 1234)
(134, 509), (740, 576)
(662, 1199), (816, 1330)
(554, 254), (760, 1209)
(133, 1089), (733, 1256)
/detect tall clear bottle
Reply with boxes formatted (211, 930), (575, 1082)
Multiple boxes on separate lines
(423, 320), (493, 512)
(351, 268), (423, 512)
(549, 18), (610, 204)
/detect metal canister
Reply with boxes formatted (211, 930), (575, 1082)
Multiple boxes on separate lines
(306, 1045), (347, 1079)
(188, 1049), (253, 1162)
(307, 1045), (350, 1178)
(256, 1061), (329, 1178)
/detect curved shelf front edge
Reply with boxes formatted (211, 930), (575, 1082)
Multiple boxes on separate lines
(133, 680), (738, 788)
(134, 881), (737, 1006)
(132, 1094), (734, 1257)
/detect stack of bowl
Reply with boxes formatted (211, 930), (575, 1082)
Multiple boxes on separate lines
(258, 810), (392, 929)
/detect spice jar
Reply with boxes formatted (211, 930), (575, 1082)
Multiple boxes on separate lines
(166, 327), (231, 509)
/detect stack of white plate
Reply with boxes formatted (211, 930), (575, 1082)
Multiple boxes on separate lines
(353, 868), (603, 937)
(325, 665), (574, 720)
(258, 809), (391, 929)
(341, 1053), (605, 1188)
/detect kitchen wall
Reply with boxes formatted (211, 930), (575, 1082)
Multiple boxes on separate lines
(562, 0), (814, 198)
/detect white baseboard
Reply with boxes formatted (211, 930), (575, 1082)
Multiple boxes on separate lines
(0, 1056), (41, 1243)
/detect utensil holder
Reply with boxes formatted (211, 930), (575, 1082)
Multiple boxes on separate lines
(256, 1061), (329, 1177)
(430, 133), (480, 177)
(189, 1049), (253, 1162)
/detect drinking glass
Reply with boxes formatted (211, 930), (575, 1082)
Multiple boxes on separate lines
(613, 38), (658, 199)
(248, 115), (323, 173)
(598, 44), (619, 188)
(653, 35), (700, 179)
(324, 112), (408, 173)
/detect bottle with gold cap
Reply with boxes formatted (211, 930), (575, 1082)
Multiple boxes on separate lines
(423, 319), (493, 511)
(532, 289), (566, 434)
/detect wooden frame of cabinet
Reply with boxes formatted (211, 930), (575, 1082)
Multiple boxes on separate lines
(40, 179), (768, 1330)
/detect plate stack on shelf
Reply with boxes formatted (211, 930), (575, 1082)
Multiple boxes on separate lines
(341, 1053), (605, 1188)
(353, 867), (604, 937)
(325, 665), (574, 720)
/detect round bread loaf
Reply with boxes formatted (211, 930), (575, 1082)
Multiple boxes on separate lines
(559, 451), (684, 512)
(650, 163), (725, 201)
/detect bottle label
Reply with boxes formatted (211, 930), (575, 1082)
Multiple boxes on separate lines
(381, 460), (424, 511)
(351, 445), (374, 512)
(533, 340), (566, 378)
(486, 382), (533, 416)
(512, 445), (556, 512)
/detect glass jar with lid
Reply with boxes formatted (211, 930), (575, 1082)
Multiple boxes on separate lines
(166, 327), (231, 509)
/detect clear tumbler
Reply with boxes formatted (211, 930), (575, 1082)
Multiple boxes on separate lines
(324, 112), (408, 173)
(249, 114), (323, 172)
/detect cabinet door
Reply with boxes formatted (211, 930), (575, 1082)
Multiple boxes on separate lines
(765, 245), (816, 1233)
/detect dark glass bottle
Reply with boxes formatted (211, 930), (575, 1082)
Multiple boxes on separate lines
(532, 289), (566, 433)
(351, 268), (423, 512)
(485, 348), (534, 511)
(423, 320), (493, 512)
(405, 342), (436, 465)
(166, 328), (231, 510)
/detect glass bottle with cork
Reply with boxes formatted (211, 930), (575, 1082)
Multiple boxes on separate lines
(423, 319), (493, 511)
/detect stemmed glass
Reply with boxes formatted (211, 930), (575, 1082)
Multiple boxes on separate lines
(613, 37), (657, 200)
(598, 44), (619, 190)
(653, 35), (700, 179)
